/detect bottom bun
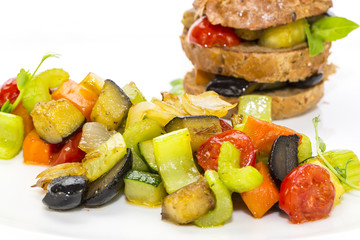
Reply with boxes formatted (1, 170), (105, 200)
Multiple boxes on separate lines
(183, 70), (325, 120)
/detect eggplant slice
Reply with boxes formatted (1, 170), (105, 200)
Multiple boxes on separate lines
(31, 99), (86, 144)
(161, 176), (215, 224)
(90, 79), (132, 131)
(83, 149), (132, 207)
(269, 134), (300, 187)
(165, 115), (222, 152)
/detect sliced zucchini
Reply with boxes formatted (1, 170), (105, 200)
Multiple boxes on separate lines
(90, 79), (132, 131)
(122, 81), (146, 104)
(79, 72), (104, 95)
(83, 149), (132, 207)
(138, 140), (158, 173)
(124, 170), (166, 207)
(31, 99), (86, 144)
(132, 151), (149, 172)
(161, 176), (215, 224)
(164, 115), (223, 152)
(83, 132), (127, 182)
(153, 128), (201, 194)
(123, 118), (164, 171)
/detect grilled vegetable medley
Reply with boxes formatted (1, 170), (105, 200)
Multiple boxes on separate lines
(1, 55), (360, 226)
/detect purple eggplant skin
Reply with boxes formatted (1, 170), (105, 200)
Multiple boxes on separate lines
(269, 134), (300, 188)
(83, 149), (132, 207)
(288, 73), (323, 89)
(42, 175), (88, 211)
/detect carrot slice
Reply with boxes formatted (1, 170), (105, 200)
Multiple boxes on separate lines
(11, 102), (34, 136)
(52, 79), (98, 121)
(23, 129), (52, 165)
(241, 115), (302, 155)
(240, 161), (279, 218)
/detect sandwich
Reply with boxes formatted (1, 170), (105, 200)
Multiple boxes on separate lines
(180, 0), (357, 119)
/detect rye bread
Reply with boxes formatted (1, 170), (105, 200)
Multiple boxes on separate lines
(183, 69), (334, 119)
(180, 32), (332, 83)
(193, 0), (333, 30)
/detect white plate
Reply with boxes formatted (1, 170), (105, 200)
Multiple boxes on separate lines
(0, 1), (360, 239)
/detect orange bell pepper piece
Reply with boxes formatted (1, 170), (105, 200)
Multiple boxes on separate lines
(11, 101), (34, 136)
(23, 129), (52, 165)
(52, 79), (98, 121)
(240, 161), (279, 218)
(241, 115), (302, 155)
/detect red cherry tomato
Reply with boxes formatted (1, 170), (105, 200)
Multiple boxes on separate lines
(0, 78), (20, 106)
(188, 16), (241, 48)
(50, 131), (86, 166)
(279, 164), (335, 224)
(196, 130), (256, 171)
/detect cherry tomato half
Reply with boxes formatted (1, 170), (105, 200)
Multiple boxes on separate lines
(188, 16), (241, 48)
(0, 78), (20, 106)
(50, 131), (85, 166)
(279, 164), (335, 224)
(196, 130), (256, 171)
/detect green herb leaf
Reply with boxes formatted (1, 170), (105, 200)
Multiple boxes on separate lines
(305, 21), (325, 56)
(334, 159), (352, 180)
(312, 115), (321, 130)
(16, 69), (31, 91)
(0, 100), (12, 113)
(169, 78), (185, 96)
(170, 78), (183, 87)
(4, 53), (61, 113)
(312, 17), (359, 41)
(312, 116), (326, 152)
(318, 136), (326, 153)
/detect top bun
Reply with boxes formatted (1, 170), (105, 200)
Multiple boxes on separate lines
(193, 0), (333, 30)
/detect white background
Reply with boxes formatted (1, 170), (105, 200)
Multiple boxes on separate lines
(0, 1), (360, 239)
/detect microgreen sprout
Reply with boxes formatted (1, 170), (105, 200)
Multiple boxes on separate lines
(312, 116), (360, 190)
(0, 53), (60, 113)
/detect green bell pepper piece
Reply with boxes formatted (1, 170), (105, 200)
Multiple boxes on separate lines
(237, 95), (272, 122)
